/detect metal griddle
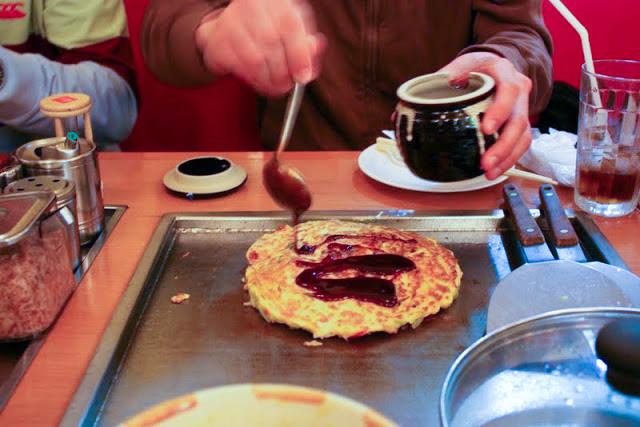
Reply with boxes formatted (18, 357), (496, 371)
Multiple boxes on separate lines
(61, 210), (628, 427)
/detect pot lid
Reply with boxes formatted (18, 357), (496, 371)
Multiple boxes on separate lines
(441, 308), (640, 427)
(15, 136), (95, 167)
(4, 176), (75, 209)
(0, 191), (55, 247)
(397, 72), (495, 106)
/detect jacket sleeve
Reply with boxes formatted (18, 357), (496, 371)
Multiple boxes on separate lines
(0, 47), (137, 146)
(460, 0), (553, 115)
(141, 0), (230, 87)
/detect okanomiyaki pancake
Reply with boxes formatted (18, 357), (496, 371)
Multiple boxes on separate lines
(244, 220), (463, 340)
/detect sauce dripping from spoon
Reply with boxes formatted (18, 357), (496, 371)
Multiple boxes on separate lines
(262, 83), (311, 245)
(263, 157), (312, 226)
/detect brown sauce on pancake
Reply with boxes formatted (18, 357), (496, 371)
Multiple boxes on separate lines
(294, 234), (416, 307)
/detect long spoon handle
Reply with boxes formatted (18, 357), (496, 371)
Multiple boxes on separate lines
(276, 83), (306, 155)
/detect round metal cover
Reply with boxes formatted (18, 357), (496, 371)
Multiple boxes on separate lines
(441, 308), (640, 427)
(4, 176), (75, 209)
(0, 191), (55, 246)
(15, 136), (95, 167)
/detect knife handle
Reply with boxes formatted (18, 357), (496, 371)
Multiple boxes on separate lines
(539, 184), (579, 247)
(503, 184), (545, 246)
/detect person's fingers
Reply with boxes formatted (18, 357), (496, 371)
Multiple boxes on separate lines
(203, 35), (237, 76)
(481, 80), (520, 135)
(275, 4), (319, 83)
(438, 54), (476, 84)
(481, 112), (528, 171)
(481, 92), (529, 171)
(294, 0), (319, 34)
(308, 33), (327, 80)
(280, 30), (313, 83)
(436, 51), (534, 180)
(198, 0), (322, 93)
(265, 46), (295, 95)
(242, 3), (293, 93)
(482, 63), (532, 134)
(226, 25), (275, 94)
(485, 128), (532, 180)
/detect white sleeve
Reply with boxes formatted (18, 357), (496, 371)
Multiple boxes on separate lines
(0, 46), (137, 146)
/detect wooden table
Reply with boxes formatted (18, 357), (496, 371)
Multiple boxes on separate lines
(2, 152), (638, 426)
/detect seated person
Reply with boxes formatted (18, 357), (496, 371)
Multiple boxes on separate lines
(0, 0), (138, 151)
(142, 0), (552, 180)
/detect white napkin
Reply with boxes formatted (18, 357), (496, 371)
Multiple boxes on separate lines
(519, 128), (577, 187)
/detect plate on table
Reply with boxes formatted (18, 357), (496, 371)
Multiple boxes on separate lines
(358, 138), (508, 193)
(120, 384), (396, 427)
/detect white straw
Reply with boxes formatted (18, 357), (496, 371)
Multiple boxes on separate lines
(546, 0), (602, 108)
(547, 0), (595, 73)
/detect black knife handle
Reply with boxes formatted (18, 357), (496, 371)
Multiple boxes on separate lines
(539, 184), (580, 247)
(503, 184), (545, 246)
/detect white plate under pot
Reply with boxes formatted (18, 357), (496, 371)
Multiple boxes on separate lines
(358, 141), (508, 193)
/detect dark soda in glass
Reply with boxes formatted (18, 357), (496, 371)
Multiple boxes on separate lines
(577, 167), (640, 203)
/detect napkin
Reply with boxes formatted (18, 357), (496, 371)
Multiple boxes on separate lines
(519, 128), (577, 187)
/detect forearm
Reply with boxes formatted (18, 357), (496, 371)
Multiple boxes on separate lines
(0, 47), (137, 145)
(141, 0), (229, 87)
(462, 0), (554, 114)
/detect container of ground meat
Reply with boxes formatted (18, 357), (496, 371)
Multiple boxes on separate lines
(0, 191), (76, 342)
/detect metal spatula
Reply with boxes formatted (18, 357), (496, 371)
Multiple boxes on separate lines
(486, 184), (640, 332)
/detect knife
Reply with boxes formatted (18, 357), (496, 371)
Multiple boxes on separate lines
(503, 183), (555, 263)
(538, 184), (589, 263)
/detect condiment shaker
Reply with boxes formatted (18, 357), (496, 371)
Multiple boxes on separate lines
(15, 93), (104, 244)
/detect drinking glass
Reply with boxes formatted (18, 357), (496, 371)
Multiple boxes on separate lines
(575, 60), (640, 217)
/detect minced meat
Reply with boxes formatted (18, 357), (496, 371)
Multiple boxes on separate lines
(0, 227), (75, 341)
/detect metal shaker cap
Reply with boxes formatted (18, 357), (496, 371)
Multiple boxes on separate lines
(4, 176), (75, 210)
(0, 192), (55, 247)
(16, 136), (96, 168)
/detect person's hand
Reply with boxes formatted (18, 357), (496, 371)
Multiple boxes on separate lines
(439, 52), (533, 180)
(195, 0), (326, 97)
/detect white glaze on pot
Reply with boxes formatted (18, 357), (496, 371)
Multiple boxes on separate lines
(395, 103), (417, 143)
(462, 97), (493, 155)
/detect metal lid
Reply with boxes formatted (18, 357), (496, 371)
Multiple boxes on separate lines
(4, 176), (75, 209)
(0, 191), (55, 247)
(441, 308), (640, 427)
(15, 136), (96, 168)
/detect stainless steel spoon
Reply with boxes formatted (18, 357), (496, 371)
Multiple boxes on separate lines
(263, 83), (312, 225)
